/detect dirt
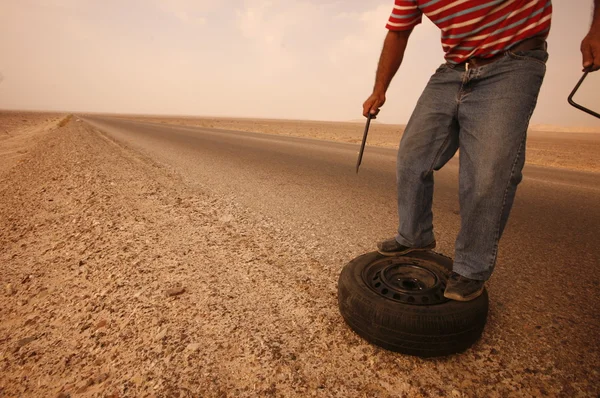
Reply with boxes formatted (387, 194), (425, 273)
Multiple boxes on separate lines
(1, 112), (598, 397)
(525, 130), (600, 172)
(0, 111), (64, 175)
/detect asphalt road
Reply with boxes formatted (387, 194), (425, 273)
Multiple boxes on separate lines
(82, 115), (600, 386)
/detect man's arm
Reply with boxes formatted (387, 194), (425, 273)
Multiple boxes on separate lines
(581, 0), (600, 71)
(362, 29), (413, 117)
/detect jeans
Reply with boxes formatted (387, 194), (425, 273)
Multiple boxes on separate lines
(395, 48), (548, 281)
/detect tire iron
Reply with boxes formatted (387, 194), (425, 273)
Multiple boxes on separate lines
(356, 113), (372, 174)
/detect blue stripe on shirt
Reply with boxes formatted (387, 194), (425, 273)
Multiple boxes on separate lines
(433, 0), (506, 25)
(442, 14), (509, 39)
(420, 0), (444, 8)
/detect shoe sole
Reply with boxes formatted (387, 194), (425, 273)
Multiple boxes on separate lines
(443, 287), (484, 302)
(377, 242), (436, 257)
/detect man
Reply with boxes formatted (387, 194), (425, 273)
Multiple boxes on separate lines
(363, 0), (599, 301)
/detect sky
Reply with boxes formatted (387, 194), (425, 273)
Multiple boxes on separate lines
(0, 0), (599, 128)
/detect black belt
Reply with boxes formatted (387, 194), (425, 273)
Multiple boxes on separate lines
(453, 36), (547, 70)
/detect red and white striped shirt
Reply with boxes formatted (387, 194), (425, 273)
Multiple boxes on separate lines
(387, 0), (552, 64)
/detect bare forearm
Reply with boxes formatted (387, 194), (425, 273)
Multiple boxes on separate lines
(362, 29), (413, 117)
(593, 0), (600, 31)
(373, 30), (412, 94)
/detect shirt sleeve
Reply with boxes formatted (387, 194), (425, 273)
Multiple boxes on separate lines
(386, 0), (422, 31)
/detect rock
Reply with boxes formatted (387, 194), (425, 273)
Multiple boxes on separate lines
(15, 336), (36, 350)
(5, 283), (15, 296)
(94, 373), (109, 384)
(96, 320), (108, 329)
(155, 328), (167, 341)
(131, 374), (144, 385)
(56, 392), (71, 398)
(186, 343), (200, 352)
(166, 287), (185, 297)
(219, 214), (234, 223)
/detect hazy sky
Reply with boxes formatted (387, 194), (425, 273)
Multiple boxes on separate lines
(1, 0), (599, 127)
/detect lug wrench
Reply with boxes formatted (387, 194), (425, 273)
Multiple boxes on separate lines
(568, 70), (600, 119)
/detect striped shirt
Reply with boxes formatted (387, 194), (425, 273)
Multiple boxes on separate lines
(387, 0), (552, 64)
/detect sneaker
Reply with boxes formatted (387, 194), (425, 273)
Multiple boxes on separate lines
(376, 238), (436, 256)
(444, 272), (485, 301)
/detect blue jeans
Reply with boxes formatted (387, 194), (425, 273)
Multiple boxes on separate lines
(395, 48), (548, 281)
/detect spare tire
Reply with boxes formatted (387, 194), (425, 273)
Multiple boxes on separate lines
(337, 251), (488, 357)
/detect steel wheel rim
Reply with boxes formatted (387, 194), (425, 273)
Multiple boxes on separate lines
(361, 257), (449, 305)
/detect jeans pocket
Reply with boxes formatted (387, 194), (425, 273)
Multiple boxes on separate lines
(435, 63), (451, 73)
(507, 48), (549, 66)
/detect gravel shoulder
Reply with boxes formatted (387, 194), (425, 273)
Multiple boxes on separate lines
(1, 114), (598, 397)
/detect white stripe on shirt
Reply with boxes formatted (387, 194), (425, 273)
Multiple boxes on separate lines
(387, 16), (422, 27)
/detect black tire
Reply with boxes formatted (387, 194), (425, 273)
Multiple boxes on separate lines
(337, 251), (488, 357)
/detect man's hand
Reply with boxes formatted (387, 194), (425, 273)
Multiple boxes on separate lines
(582, 0), (600, 71)
(581, 28), (600, 72)
(361, 29), (412, 119)
(363, 91), (386, 118)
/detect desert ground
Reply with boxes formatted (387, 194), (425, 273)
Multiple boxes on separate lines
(1, 110), (599, 397)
